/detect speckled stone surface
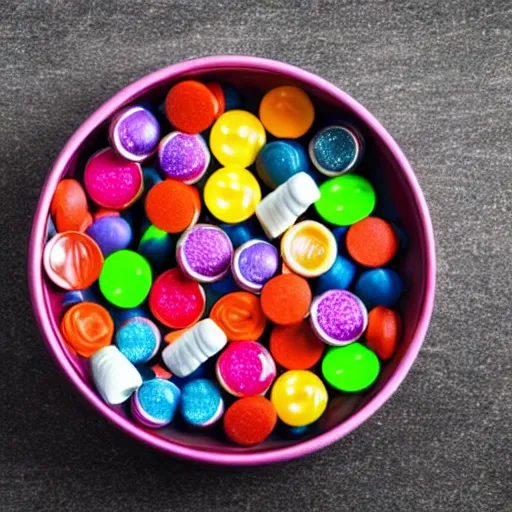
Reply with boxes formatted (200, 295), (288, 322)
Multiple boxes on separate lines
(2, 0), (511, 510)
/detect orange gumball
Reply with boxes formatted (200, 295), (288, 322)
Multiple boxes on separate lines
(61, 302), (114, 357)
(51, 179), (93, 233)
(366, 306), (401, 360)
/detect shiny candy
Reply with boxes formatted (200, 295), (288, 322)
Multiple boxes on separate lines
(270, 370), (328, 427)
(43, 231), (104, 290)
(179, 379), (224, 427)
(109, 105), (160, 162)
(115, 317), (161, 364)
(50, 179), (92, 233)
(61, 287), (98, 310)
(158, 132), (210, 184)
(220, 218), (258, 248)
(216, 341), (276, 397)
(315, 174), (376, 226)
(310, 290), (368, 346)
(204, 167), (261, 223)
(108, 306), (147, 328)
(315, 255), (357, 295)
(231, 240), (279, 293)
(138, 224), (177, 270)
(209, 110), (266, 168)
(206, 82), (226, 118)
(141, 167), (162, 196)
(84, 148), (143, 210)
(354, 268), (404, 309)
(281, 220), (337, 278)
(99, 250), (152, 308)
(177, 224), (233, 283)
(131, 378), (181, 428)
(86, 215), (132, 257)
(366, 306), (401, 360)
(322, 343), (380, 392)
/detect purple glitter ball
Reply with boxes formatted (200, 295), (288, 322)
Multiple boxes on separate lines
(310, 290), (368, 346)
(177, 224), (233, 283)
(232, 240), (279, 293)
(158, 132), (210, 184)
(109, 106), (160, 162)
(85, 216), (133, 257)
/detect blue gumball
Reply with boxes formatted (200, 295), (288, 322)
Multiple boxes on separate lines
(353, 268), (404, 309)
(315, 255), (356, 295)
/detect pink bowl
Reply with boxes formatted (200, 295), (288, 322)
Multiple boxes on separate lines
(28, 56), (436, 465)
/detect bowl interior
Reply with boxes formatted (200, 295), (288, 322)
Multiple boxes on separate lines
(30, 58), (434, 462)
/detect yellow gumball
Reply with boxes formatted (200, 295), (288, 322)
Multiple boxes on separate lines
(204, 167), (262, 223)
(270, 370), (328, 427)
(209, 110), (266, 168)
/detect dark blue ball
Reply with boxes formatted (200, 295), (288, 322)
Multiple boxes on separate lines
(315, 255), (357, 294)
(354, 268), (404, 309)
(221, 83), (243, 111)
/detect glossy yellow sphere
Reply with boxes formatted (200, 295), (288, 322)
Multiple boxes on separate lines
(270, 370), (328, 427)
(209, 110), (266, 168)
(204, 167), (262, 223)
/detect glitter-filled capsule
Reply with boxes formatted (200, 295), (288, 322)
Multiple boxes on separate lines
(179, 379), (224, 427)
(115, 317), (161, 365)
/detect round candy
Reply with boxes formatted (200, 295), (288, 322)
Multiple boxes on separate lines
(310, 290), (368, 346)
(322, 343), (380, 392)
(260, 274), (311, 326)
(231, 240), (279, 293)
(61, 302), (114, 358)
(115, 317), (161, 364)
(354, 268), (404, 309)
(220, 218), (258, 248)
(221, 83), (243, 111)
(149, 268), (205, 328)
(203, 167), (261, 223)
(62, 287), (97, 310)
(158, 132), (210, 184)
(281, 220), (337, 278)
(315, 255), (357, 295)
(216, 341), (276, 397)
(179, 379), (224, 427)
(259, 86), (314, 139)
(50, 179), (92, 233)
(209, 110), (266, 167)
(164, 80), (217, 134)
(309, 125), (363, 176)
(224, 396), (277, 446)
(108, 306), (147, 328)
(314, 174), (376, 226)
(43, 231), (103, 290)
(84, 148), (143, 210)
(209, 291), (267, 341)
(270, 320), (325, 370)
(99, 250), (152, 308)
(346, 217), (399, 267)
(109, 105), (160, 162)
(366, 306), (401, 360)
(86, 215), (132, 257)
(206, 82), (225, 118)
(270, 370), (328, 427)
(145, 179), (201, 233)
(176, 224), (233, 283)
(142, 166), (162, 195)
(138, 224), (176, 270)
(255, 140), (312, 189)
(131, 378), (181, 428)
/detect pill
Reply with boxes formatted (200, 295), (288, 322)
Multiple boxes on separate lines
(231, 239), (279, 293)
(109, 105), (160, 162)
(353, 268), (404, 309)
(84, 148), (143, 210)
(216, 341), (276, 397)
(149, 268), (205, 328)
(309, 125), (363, 176)
(365, 306), (401, 360)
(115, 317), (161, 364)
(223, 396), (277, 446)
(310, 290), (368, 346)
(315, 174), (376, 226)
(61, 302), (114, 357)
(50, 179), (93, 233)
(176, 224), (233, 283)
(322, 343), (380, 392)
(346, 217), (399, 267)
(259, 86), (314, 139)
(260, 274), (311, 326)
(270, 370), (327, 427)
(131, 378), (181, 428)
(145, 179), (201, 234)
(99, 250), (152, 308)
(86, 215), (132, 257)
(158, 132), (210, 184)
(209, 110), (266, 167)
(179, 379), (224, 427)
(281, 220), (337, 278)
(255, 172), (320, 239)
(204, 166), (261, 224)
(314, 255), (357, 295)
(209, 291), (267, 341)
(269, 321), (325, 370)
(162, 318), (227, 377)
(165, 80), (217, 134)
(90, 345), (143, 405)
(206, 82), (225, 118)
(43, 231), (103, 290)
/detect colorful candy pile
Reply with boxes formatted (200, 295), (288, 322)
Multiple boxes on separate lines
(44, 79), (405, 446)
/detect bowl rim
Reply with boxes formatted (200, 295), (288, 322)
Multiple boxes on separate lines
(28, 55), (436, 466)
